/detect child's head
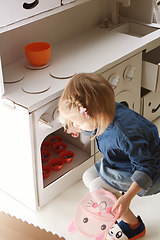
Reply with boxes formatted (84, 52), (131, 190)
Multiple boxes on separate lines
(58, 73), (115, 135)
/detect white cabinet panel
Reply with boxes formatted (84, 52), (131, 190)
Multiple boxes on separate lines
(142, 46), (160, 92)
(142, 90), (160, 122)
(0, 0), (61, 27)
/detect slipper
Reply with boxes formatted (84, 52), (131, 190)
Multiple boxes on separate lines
(107, 222), (128, 240)
(106, 216), (146, 240)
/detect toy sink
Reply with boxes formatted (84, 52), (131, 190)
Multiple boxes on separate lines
(110, 21), (158, 38)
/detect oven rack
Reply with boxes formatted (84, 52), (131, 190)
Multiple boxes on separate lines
(42, 140), (91, 188)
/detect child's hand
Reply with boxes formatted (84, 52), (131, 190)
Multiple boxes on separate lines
(112, 182), (142, 219)
(70, 132), (80, 138)
(112, 195), (131, 219)
(66, 126), (81, 138)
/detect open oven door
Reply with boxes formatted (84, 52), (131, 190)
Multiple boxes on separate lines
(0, 57), (5, 98)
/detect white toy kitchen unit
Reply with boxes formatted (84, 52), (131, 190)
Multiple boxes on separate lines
(0, 0), (160, 211)
(0, 57), (95, 211)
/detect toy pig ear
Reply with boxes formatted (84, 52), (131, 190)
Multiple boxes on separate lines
(95, 232), (106, 240)
(67, 220), (78, 234)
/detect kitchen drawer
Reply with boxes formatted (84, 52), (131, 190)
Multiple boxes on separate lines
(142, 46), (160, 92)
(0, 0), (61, 28)
(141, 89), (160, 122)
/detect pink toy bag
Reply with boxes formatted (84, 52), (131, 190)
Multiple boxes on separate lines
(68, 189), (119, 240)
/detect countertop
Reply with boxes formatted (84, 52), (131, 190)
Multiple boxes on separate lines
(2, 21), (160, 112)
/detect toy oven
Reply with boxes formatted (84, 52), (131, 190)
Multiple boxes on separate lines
(0, 58), (95, 211)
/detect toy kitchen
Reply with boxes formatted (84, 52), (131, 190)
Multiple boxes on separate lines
(0, 0), (160, 211)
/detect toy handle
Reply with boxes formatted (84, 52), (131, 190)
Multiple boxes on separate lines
(106, 207), (119, 220)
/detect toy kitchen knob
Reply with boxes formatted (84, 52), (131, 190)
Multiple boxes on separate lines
(53, 108), (61, 123)
(38, 113), (53, 130)
(123, 66), (136, 81)
(108, 74), (120, 89)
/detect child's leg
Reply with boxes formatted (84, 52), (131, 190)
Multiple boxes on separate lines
(83, 165), (118, 193)
(89, 175), (119, 193)
(82, 165), (99, 189)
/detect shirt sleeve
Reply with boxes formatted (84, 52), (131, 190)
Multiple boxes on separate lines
(120, 134), (159, 190)
(131, 171), (152, 190)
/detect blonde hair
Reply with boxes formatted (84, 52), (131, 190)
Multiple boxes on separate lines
(58, 73), (115, 136)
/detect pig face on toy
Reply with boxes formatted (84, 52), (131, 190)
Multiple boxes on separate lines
(68, 190), (119, 240)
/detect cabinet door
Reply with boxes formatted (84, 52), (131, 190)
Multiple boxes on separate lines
(0, 102), (38, 210)
(0, 0), (61, 28)
(101, 52), (142, 114)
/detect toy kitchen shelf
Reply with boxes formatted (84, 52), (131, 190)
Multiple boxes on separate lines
(0, 0), (92, 32)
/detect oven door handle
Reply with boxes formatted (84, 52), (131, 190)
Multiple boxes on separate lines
(38, 114), (53, 129)
(38, 118), (53, 128)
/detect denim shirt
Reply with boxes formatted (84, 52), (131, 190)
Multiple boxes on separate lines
(82, 102), (160, 191)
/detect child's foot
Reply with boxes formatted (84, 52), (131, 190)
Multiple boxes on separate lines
(107, 216), (146, 240)
(118, 216), (146, 240)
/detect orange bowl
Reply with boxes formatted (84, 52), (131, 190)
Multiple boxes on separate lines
(48, 136), (63, 145)
(60, 150), (74, 163)
(41, 141), (50, 150)
(24, 42), (51, 66)
(41, 149), (51, 163)
(49, 158), (64, 171)
(52, 142), (67, 154)
(42, 165), (51, 179)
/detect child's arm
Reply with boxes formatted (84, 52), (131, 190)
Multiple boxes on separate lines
(112, 181), (142, 218)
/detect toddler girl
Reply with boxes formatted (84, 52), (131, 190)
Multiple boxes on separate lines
(58, 73), (160, 240)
